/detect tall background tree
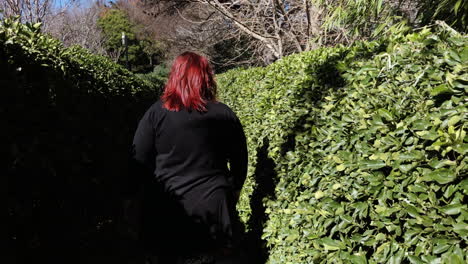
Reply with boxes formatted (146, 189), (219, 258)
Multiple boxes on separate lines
(43, 1), (107, 55)
(0, 0), (53, 23)
(193, 0), (321, 62)
(96, 3), (165, 72)
(117, 0), (258, 71)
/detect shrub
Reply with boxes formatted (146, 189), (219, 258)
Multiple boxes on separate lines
(2, 18), (159, 260)
(136, 64), (169, 93)
(217, 25), (467, 263)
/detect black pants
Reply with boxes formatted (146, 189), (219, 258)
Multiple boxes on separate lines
(139, 182), (246, 263)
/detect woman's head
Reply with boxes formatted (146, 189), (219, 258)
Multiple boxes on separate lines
(161, 52), (217, 111)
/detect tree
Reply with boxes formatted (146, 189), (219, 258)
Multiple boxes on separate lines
(0, 0), (53, 24)
(126, 0), (261, 70)
(114, 0), (168, 67)
(98, 8), (134, 62)
(0, 1), (108, 55)
(191, 0), (321, 62)
(97, 6), (164, 72)
(43, 1), (107, 55)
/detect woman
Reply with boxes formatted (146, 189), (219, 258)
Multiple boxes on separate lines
(131, 52), (248, 264)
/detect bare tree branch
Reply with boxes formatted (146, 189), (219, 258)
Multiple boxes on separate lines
(188, 0), (320, 61)
(43, 1), (107, 55)
(1, 0), (53, 24)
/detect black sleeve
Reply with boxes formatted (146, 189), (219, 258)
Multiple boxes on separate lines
(124, 107), (156, 198)
(227, 112), (248, 191)
(132, 107), (156, 168)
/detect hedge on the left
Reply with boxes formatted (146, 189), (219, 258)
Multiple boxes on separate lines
(1, 19), (159, 262)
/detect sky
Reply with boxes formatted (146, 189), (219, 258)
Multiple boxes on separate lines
(53, 0), (112, 10)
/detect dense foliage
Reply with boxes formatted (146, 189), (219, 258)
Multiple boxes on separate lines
(136, 64), (169, 91)
(419, 0), (468, 32)
(217, 25), (467, 263)
(313, 0), (468, 47)
(1, 18), (159, 262)
(312, 0), (401, 45)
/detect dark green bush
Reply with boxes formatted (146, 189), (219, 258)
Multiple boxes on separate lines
(136, 64), (169, 93)
(217, 25), (467, 263)
(2, 19), (159, 261)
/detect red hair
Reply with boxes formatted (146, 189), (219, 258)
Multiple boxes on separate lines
(161, 52), (217, 111)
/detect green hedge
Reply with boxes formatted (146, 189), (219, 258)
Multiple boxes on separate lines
(217, 26), (467, 263)
(0, 19), (156, 95)
(2, 18), (159, 259)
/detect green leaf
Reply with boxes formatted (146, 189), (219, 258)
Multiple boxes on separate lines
(447, 116), (461, 127)
(314, 190), (325, 200)
(317, 238), (346, 250)
(397, 162), (417, 173)
(423, 168), (457, 184)
(440, 203), (464, 215)
(378, 108), (394, 121)
(433, 243), (451, 254)
(429, 159), (456, 169)
(415, 130), (439, 140)
(454, 0), (462, 14)
(452, 222), (467, 236)
(421, 255), (437, 263)
(407, 255), (424, 264)
(360, 160), (386, 170)
(377, 0), (383, 14)
(285, 230), (299, 242)
(430, 84), (454, 96)
(375, 233), (386, 240)
(350, 254), (367, 264)
(388, 249), (404, 264)
(411, 120), (432, 130)
(336, 164), (346, 171)
(460, 178), (468, 194)
(399, 151), (424, 161)
(406, 205), (421, 218)
(453, 143), (468, 154)
(443, 185), (457, 198)
(445, 254), (465, 264)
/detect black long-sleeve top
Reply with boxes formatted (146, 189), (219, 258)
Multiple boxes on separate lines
(131, 100), (248, 197)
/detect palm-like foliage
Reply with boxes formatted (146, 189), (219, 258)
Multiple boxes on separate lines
(418, 0), (467, 32)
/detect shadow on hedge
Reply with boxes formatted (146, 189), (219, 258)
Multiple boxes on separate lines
(4, 56), (157, 263)
(243, 55), (348, 263)
(243, 138), (277, 263)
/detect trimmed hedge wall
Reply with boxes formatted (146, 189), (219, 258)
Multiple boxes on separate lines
(2, 19), (159, 262)
(217, 26), (467, 263)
